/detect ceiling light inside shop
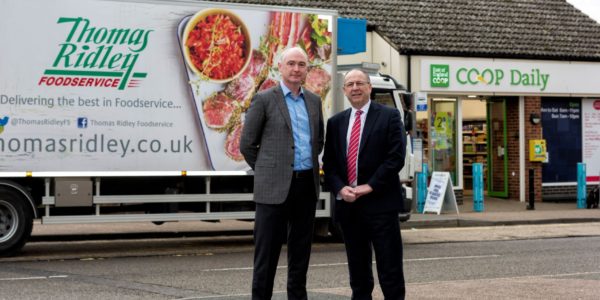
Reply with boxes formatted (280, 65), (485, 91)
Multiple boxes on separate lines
(432, 97), (457, 101)
(467, 95), (477, 98)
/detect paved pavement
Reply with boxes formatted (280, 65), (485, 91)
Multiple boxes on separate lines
(29, 198), (600, 243)
(404, 197), (600, 228)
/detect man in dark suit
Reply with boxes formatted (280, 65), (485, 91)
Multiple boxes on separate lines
(240, 47), (324, 300)
(323, 69), (407, 299)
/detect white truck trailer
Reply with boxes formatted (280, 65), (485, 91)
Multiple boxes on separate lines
(0, 0), (413, 256)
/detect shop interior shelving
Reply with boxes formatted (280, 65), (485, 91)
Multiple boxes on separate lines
(463, 120), (487, 191)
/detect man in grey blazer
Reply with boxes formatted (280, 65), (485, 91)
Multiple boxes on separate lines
(240, 47), (324, 300)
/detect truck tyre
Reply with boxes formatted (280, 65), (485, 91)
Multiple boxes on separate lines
(0, 188), (33, 257)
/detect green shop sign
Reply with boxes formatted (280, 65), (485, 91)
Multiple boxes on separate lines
(430, 64), (449, 87)
(430, 64), (550, 91)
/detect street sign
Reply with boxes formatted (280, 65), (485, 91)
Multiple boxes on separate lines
(423, 171), (459, 215)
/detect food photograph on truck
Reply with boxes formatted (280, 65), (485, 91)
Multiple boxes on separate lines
(179, 8), (333, 170)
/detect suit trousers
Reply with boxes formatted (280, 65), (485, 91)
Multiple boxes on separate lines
(252, 176), (317, 300)
(339, 206), (406, 300)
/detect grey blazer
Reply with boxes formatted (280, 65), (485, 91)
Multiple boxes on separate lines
(240, 84), (324, 204)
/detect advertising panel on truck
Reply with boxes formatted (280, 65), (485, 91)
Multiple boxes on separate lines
(0, 0), (336, 173)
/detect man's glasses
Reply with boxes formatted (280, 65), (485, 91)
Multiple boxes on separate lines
(344, 81), (369, 88)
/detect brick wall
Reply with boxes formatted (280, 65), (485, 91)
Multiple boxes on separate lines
(524, 96), (543, 201)
(542, 185), (598, 202)
(542, 185), (577, 201)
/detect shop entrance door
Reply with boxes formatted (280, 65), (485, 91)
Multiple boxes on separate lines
(486, 97), (508, 197)
(431, 98), (458, 185)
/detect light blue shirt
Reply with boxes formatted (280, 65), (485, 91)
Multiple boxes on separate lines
(281, 83), (313, 170)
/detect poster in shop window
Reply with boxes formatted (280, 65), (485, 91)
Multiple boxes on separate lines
(540, 99), (581, 183)
(433, 112), (452, 150)
(583, 99), (600, 183)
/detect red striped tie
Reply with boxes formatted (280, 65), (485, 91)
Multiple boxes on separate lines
(347, 110), (363, 186)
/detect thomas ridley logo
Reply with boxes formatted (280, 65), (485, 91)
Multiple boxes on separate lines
(430, 64), (450, 88)
(0, 116), (8, 134)
(39, 17), (153, 90)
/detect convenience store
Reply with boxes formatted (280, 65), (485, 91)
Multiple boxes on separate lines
(412, 58), (600, 202)
(328, 0), (600, 203)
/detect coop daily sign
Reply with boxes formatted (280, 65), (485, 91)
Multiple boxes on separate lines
(422, 58), (600, 94)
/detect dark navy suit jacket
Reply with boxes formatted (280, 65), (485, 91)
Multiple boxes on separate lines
(323, 101), (406, 219)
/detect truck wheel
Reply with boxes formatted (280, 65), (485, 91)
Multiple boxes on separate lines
(0, 189), (33, 257)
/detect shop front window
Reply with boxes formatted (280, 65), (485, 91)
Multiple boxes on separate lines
(431, 98), (458, 184)
(541, 97), (582, 183)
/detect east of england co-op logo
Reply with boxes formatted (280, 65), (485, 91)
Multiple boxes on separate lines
(430, 64), (450, 87)
(38, 17), (152, 90)
(430, 64), (495, 87)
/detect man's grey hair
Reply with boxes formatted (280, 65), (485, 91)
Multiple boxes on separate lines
(344, 69), (371, 83)
(279, 46), (309, 63)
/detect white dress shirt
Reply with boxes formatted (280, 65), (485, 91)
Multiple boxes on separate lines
(346, 100), (371, 187)
(337, 100), (372, 200)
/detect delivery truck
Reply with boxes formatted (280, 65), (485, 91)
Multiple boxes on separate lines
(0, 0), (414, 256)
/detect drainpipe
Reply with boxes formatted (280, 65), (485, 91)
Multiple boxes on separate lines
(407, 54), (412, 92)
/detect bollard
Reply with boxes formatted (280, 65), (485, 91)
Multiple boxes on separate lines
(472, 163), (484, 212)
(577, 163), (586, 209)
(417, 163), (428, 213)
(527, 168), (535, 210)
